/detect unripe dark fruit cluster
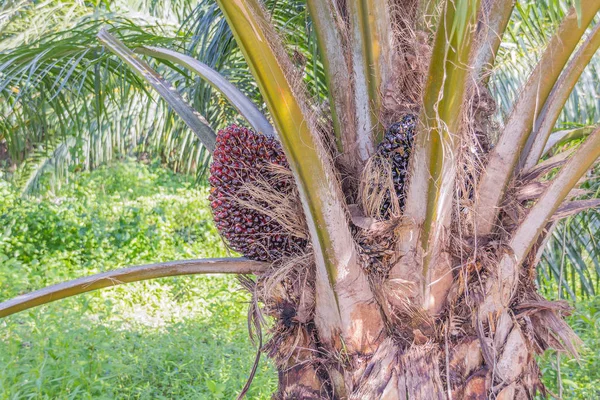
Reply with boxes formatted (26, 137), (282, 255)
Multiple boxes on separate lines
(377, 114), (416, 213)
(209, 125), (306, 261)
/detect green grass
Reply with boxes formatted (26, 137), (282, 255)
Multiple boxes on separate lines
(0, 160), (598, 399)
(0, 161), (277, 399)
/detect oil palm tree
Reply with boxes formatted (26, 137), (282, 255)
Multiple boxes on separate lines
(2, 0), (600, 398)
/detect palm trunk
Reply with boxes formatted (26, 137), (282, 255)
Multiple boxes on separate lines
(261, 244), (575, 399)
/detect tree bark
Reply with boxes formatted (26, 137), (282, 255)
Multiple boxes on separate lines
(262, 252), (575, 399)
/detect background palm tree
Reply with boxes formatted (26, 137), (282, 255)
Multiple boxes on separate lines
(1, 0), (600, 398)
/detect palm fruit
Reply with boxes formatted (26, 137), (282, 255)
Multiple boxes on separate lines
(377, 114), (416, 214)
(208, 125), (306, 261)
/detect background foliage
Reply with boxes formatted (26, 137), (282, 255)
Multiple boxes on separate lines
(0, 161), (276, 399)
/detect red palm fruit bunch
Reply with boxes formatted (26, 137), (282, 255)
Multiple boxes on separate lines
(208, 125), (307, 261)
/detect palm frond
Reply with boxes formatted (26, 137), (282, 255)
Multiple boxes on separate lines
(540, 210), (600, 300)
(97, 30), (216, 151)
(402, 0), (481, 311)
(13, 136), (77, 196)
(491, 0), (600, 125)
(487, 0), (600, 300)
(521, 22), (600, 170)
(307, 0), (354, 154)
(347, 0), (393, 151)
(136, 45), (274, 137)
(0, 257), (268, 318)
(475, 0), (600, 235)
(215, 0), (385, 355)
(498, 127), (600, 305)
(0, 1), (252, 191)
(0, 15), (182, 180)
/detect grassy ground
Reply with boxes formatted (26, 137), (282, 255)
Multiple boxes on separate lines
(0, 161), (598, 399)
(0, 162), (276, 399)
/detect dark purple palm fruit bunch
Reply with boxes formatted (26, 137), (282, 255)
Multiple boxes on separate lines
(376, 114), (417, 215)
(208, 124), (306, 262)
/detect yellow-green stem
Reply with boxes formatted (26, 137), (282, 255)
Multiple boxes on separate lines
(404, 0), (481, 310)
(0, 258), (266, 318)
(474, 1), (600, 235)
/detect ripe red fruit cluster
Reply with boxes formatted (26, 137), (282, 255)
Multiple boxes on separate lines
(209, 125), (306, 261)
